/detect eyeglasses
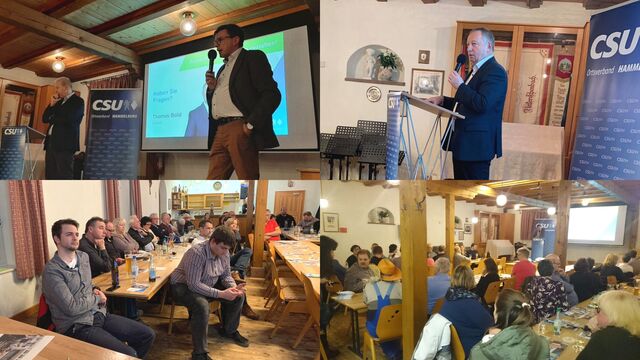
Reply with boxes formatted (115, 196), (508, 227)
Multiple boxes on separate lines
(213, 36), (232, 46)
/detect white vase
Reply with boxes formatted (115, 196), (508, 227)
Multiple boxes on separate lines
(377, 67), (393, 81)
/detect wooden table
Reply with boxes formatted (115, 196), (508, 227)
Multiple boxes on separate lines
(93, 245), (189, 301)
(281, 230), (320, 244)
(0, 316), (137, 360)
(272, 241), (320, 296)
(332, 292), (367, 356)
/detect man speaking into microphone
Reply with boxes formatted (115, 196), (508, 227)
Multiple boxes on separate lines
(205, 24), (281, 180)
(428, 28), (507, 180)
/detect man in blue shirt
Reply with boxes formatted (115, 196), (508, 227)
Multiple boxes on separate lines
(427, 257), (452, 313)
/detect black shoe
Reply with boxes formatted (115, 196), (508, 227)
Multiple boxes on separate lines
(191, 353), (213, 360)
(218, 329), (249, 347)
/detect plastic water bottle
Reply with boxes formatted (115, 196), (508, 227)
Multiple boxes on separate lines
(131, 256), (139, 286)
(553, 308), (562, 335)
(149, 255), (157, 282)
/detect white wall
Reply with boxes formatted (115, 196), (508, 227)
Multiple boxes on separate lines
(139, 180), (161, 217)
(267, 180), (321, 216)
(321, 181), (401, 263)
(320, 0), (594, 178)
(117, 180), (131, 220)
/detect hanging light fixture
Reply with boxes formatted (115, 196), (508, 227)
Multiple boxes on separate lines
(52, 56), (65, 73)
(180, 11), (197, 36)
(471, 217), (479, 224)
(496, 194), (508, 207)
(581, 199), (590, 206)
(547, 207), (557, 215)
(320, 199), (329, 209)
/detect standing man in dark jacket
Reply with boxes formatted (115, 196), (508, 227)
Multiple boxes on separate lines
(42, 77), (84, 179)
(429, 28), (508, 180)
(205, 24), (281, 180)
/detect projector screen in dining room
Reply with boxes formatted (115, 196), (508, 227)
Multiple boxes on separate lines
(142, 26), (316, 151)
(568, 205), (627, 245)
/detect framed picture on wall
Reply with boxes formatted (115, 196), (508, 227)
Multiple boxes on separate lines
(322, 212), (339, 232)
(464, 223), (472, 234)
(410, 68), (444, 97)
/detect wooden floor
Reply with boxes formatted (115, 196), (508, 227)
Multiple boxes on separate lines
(17, 276), (319, 360)
(326, 306), (385, 360)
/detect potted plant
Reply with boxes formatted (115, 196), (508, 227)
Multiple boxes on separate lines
(378, 209), (391, 223)
(377, 50), (398, 81)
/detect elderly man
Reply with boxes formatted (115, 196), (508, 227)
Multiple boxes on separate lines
(128, 215), (155, 252)
(545, 253), (579, 307)
(427, 257), (452, 313)
(103, 220), (124, 265)
(344, 249), (375, 293)
(428, 28), (508, 179)
(171, 226), (249, 359)
(159, 212), (177, 243)
(42, 77), (84, 179)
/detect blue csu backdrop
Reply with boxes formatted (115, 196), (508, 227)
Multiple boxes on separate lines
(84, 89), (142, 179)
(570, 1), (640, 179)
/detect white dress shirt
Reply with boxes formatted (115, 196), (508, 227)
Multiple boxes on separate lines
(211, 48), (244, 120)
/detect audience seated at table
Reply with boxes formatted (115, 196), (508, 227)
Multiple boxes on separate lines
(111, 217), (140, 254)
(103, 220), (124, 265)
(569, 258), (606, 303)
(171, 226), (249, 360)
(439, 265), (493, 358)
(264, 209), (282, 242)
(371, 245), (385, 266)
(474, 257), (501, 300)
(511, 247), (536, 291)
(78, 217), (112, 278)
(577, 290), (640, 359)
(627, 250), (640, 275)
(599, 253), (626, 284)
(148, 213), (164, 239)
(453, 245), (470, 268)
(127, 216), (155, 252)
(159, 212), (178, 243)
(618, 252), (635, 279)
(345, 245), (360, 269)
(344, 249), (375, 293)
(298, 211), (319, 234)
(469, 289), (549, 360)
(364, 259), (403, 360)
(523, 259), (569, 322)
(275, 207), (296, 229)
(466, 243), (479, 260)
(43, 219), (156, 359)
(427, 257), (451, 314)
(432, 246), (446, 261)
(545, 254), (579, 306)
(192, 220), (214, 246)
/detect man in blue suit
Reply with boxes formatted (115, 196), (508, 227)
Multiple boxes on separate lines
(429, 28), (508, 180)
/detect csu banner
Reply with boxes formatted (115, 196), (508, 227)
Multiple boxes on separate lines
(385, 92), (402, 179)
(570, 1), (640, 179)
(0, 126), (27, 179)
(84, 89), (142, 179)
(531, 218), (556, 259)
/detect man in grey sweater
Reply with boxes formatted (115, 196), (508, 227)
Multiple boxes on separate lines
(42, 218), (155, 358)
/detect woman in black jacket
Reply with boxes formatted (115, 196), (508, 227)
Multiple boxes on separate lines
(474, 257), (500, 299)
(570, 258), (606, 302)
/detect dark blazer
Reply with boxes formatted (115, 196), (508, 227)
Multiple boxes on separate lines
(127, 227), (154, 249)
(42, 93), (84, 152)
(207, 48), (281, 150)
(78, 236), (112, 278)
(442, 56), (508, 162)
(570, 271), (605, 302)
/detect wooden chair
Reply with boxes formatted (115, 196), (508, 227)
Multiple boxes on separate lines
(483, 281), (502, 306)
(497, 257), (507, 274)
(473, 259), (486, 275)
(450, 324), (466, 360)
(431, 297), (445, 315)
(264, 254), (304, 308)
(502, 277), (515, 290)
(363, 304), (402, 360)
(266, 255), (307, 325)
(168, 289), (222, 335)
(426, 265), (437, 277)
(292, 275), (320, 349)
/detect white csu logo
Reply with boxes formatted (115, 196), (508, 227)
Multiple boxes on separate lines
(92, 99), (138, 111)
(3, 128), (22, 135)
(590, 26), (640, 59)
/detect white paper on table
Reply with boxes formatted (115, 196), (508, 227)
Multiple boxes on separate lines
(0, 334), (54, 360)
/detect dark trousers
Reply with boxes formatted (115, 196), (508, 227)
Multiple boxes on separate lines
(64, 312), (155, 359)
(207, 120), (259, 180)
(45, 149), (74, 179)
(172, 282), (244, 356)
(231, 248), (253, 278)
(453, 159), (491, 180)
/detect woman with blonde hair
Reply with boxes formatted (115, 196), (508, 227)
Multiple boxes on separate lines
(599, 253), (625, 284)
(440, 265), (493, 358)
(578, 290), (640, 358)
(111, 217), (139, 254)
(469, 289), (549, 359)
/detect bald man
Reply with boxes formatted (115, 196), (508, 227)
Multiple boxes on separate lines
(42, 77), (84, 179)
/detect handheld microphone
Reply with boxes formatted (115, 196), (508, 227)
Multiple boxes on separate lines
(208, 50), (217, 72)
(454, 53), (467, 72)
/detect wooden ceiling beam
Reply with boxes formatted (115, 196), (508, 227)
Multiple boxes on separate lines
(2, 0), (205, 69)
(587, 180), (640, 204)
(0, 0), (139, 69)
(469, 185), (555, 208)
